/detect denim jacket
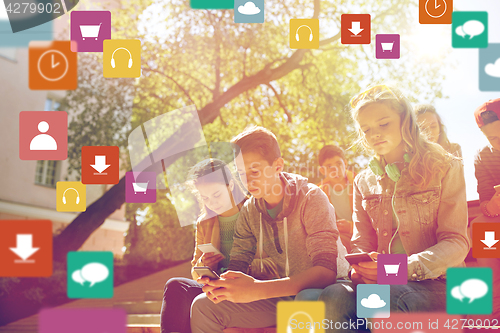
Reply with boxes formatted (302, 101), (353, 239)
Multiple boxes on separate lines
(351, 159), (470, 281)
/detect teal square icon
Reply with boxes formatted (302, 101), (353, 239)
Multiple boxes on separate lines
(234, 0), (264, 23)
(191, 0), (234, 9)
(452, 12), (488, 49)
(479, 43), (500, 91)
(67, 251), (113, 299)
(356, 284), (390, 318)
(447, 267), (492, 315)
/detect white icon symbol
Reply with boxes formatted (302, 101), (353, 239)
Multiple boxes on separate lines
(91, 155), (110, 175)
(63, 187), (80, 204)
(424, 0), (447, 18)
(37, 50), (69, 81)
(30, 121), (57, 150)
(361, 293), (386, 308)
(238, 1), (260, 15)
(286, 311), (315, 333)
(381, 42), (394, 52)
(10, 234), (39, 263)
(451, 278), (488, 303)
(132, 181), (149, 194)
(455, 20), (484, 39)
(485, 58), (500, 78)
(72, 262), (109, 287)
(295, 25), (313, 42)
(481, 231), (499, 249)
(384, 263), (400, 276)
(111, 47), (133, 68)
(348, 21), (363, 37)
(79, 22), (102, 41)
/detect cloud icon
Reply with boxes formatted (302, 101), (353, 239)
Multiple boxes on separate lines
(485, 58), (500, 78)
(238, 1), (261, 15)
(361, 293), (386, 309)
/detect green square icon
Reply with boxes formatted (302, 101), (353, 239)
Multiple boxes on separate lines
(67, 251), (113, 299)
(447, 267), (492, 315)
(452, 12), (488, 49)
(191, 0), (234, 9)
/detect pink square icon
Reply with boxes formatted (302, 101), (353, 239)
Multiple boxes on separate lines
(19, 111), (67, 160)
(70, 11), (111, 52)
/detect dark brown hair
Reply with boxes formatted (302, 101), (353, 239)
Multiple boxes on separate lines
(231, 125), (281, 165)
(318, 145), (345, 166)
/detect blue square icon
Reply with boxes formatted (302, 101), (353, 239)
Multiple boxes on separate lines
(479, 44), (500, 92)
(0, 19), (53, 47)
(357, 284), (390, 318)
(234, 0), (264, 23)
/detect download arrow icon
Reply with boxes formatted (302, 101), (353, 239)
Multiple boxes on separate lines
(91, 155), (110, 174)
(348, 22), (364, 36)
(9, 234), (40, 261)
(481, 231), (499, 249)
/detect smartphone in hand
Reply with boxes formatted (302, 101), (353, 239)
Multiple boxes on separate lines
(193, 266), (220, 280)
(345, 253), (375, 265)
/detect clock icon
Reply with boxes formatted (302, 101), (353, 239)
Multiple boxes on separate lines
(425, 0), (447, 18)
(37, 50), (69, 82)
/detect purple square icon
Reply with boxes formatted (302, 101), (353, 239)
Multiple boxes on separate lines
(377, 254), (407, 285)
(39, 308), (126, 333)
(126, 172), (156, 203)
(70, 11), (111, 52)
(376, 34), (400, 59)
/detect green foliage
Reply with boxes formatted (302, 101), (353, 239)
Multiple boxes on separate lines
(61, 0), (449, 265)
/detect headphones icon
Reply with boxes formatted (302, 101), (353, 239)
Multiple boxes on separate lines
(111, 47), (133, 68)
(62, 188), (80, 205)
(286, 311), (315, 333)
(295, 25), (313, 42)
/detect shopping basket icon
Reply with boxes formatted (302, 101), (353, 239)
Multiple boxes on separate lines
(381, 42), (394, 52)
(384, 263), (400, 276)
(79, 23), (102, 40)
(132, 181), (149, 194)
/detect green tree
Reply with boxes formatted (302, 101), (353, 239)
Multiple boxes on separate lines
(54, 0), (448, 263)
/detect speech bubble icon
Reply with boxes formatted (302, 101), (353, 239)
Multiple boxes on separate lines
(81, 262), (109, 287)
(71, 269), (85, 286)
(451, 286), (464, 302)
(455, 26), (466, 38)
(463, 20), (485, 39)
(460, 278), (488, 303)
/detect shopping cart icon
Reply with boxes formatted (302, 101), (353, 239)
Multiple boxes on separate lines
(132, 181), (149, 194)
(79, 23), (102, 41)
(384, 263), (400, 276)
(381, 42), (394, 52)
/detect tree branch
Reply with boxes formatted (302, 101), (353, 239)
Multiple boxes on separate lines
(265, 82), (292, 123)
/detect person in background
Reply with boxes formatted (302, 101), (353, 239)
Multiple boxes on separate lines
(317, 145), (355, 253)
(470, 98), (500, 321)
(160, 158), (278, 333)
(415, 104), (462, 157)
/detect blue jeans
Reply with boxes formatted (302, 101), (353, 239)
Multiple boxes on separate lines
(160, 277), (204, 333)
(296, 279), (447, 333)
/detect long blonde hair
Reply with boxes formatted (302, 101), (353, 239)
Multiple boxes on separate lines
(350, 85), (455, 189)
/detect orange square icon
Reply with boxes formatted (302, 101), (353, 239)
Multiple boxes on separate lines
(473, 222), (500, 259)
(29, 41), (78, 90)
(341, 14), (371, 45)
(419, 0), (452, 24)
(0, 220), (53, 277)
(81, 146), (119, 184)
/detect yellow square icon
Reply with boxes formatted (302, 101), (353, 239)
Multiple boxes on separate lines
(290, 19), (319, 49)
(277, 301), (325, 333)
(103, 39), (141, 78)
(56, 182), (86, 212)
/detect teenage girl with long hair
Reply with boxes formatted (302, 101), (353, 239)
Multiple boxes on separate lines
(309, 85), (470, 332)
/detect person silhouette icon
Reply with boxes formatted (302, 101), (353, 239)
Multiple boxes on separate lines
(30, 121), (58, 151)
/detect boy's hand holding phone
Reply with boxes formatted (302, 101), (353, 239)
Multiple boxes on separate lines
(200, 252), (224, 267)
(198, 271), (260, 304)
